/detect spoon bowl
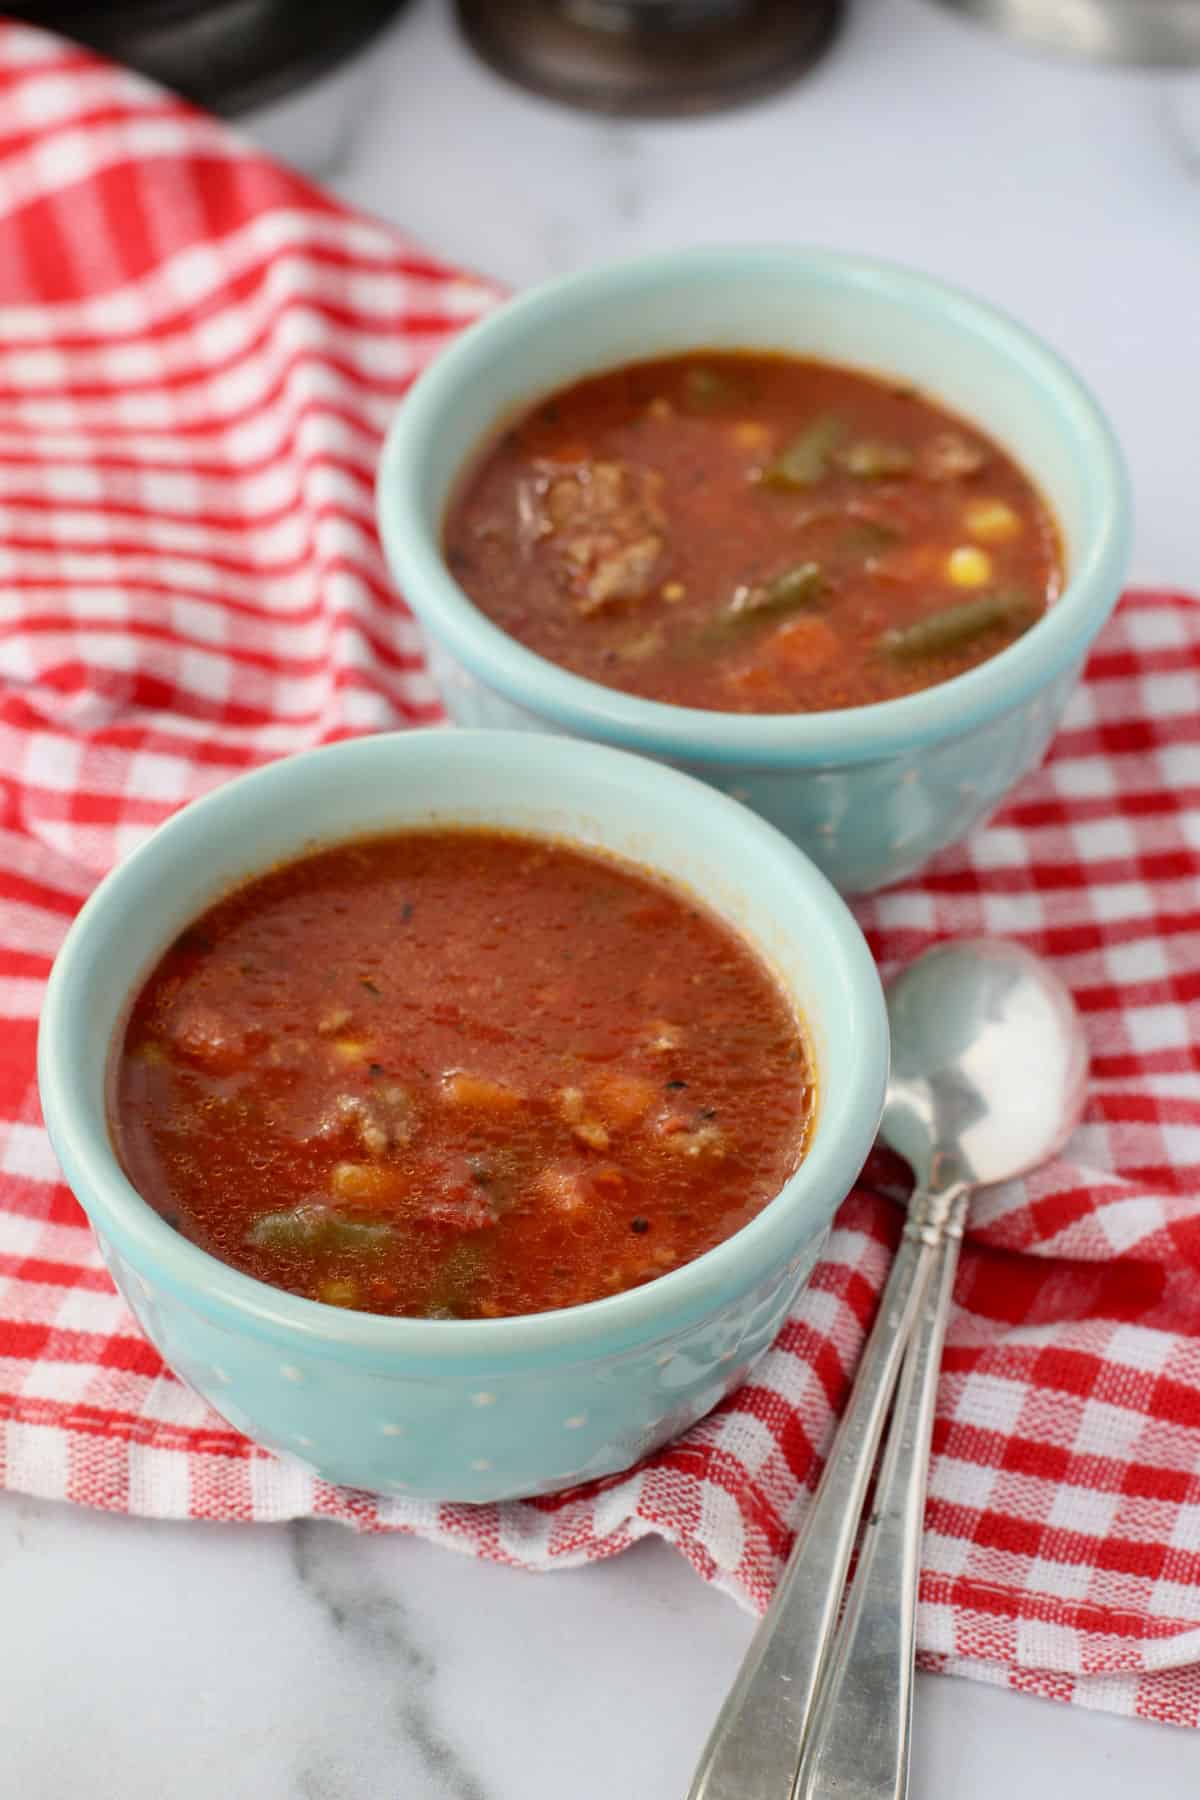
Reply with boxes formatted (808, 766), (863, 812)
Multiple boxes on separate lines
(882, 938), (1091, 1191)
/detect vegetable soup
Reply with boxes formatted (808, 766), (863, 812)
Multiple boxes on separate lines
(442, 352), (1063, 713)
(110, 830), (814, 1318)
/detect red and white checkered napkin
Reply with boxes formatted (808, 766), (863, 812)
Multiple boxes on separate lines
(2, 20), (1199, 1731)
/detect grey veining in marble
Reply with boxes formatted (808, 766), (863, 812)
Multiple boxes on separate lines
(288, 1522), (490, 1800)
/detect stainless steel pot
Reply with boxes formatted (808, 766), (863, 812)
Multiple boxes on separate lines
(933, 0), (1200, 66)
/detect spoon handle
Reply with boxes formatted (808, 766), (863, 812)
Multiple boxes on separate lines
(791, 1194), (967, 1800)
(685, 1220), (938, 1800)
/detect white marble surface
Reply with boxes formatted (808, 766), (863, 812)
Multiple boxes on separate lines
(3, 1496), (1197, 1800)
(7, 1), (1200, 1794)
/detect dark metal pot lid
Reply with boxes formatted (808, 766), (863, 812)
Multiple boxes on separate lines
(454, 0), (844, 118)
(11, 0), (412, 116)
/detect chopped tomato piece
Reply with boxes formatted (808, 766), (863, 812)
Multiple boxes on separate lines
(170, 1006), (248, 1074)
(769, 614), (839, 675)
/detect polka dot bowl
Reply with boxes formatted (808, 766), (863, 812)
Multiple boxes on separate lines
(378, 246), (1132, 895)
(37, 729), (887, 1501)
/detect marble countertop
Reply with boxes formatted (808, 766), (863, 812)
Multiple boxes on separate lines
(6, 1), (1200, 1794)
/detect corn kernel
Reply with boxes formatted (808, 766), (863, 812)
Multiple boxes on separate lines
(964, 499), (1021, 544)
(945, 546), (993, 588)
(330, 1038), (371, 1065)
(645, 396), (673, 421)
(661, 580), (686, 603)
(730, 421), (771, 451)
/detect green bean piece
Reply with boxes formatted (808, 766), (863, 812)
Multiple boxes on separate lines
(247, 1206), (393, 1256)
(740, 561), (827, 618)
(682, 366), (740, 412)
(842, 520), (901, 554)
(761, 415), (846, 489)
(837, 441), (914, 479)
(880, 591), (1037, 662)
(687, 562), (826, 653)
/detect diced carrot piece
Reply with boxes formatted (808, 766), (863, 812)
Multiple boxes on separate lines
(591, 1070), (657, 1126)
(331, 1162), (406, 1205)
(439, 1070), (523, 1112)
(730, 420), (771, 451)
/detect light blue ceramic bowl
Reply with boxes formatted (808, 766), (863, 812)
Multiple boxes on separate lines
(377, 246), (1132, 895)
(38, 730), (887, 1502)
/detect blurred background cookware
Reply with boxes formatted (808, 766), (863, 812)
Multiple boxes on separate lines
(11, 0), (1200, 141)
(933, 0), (1200, 64)
(9, 0), (845, 119)
(452, 0), (843, 115)
(10, 0), (411, 114)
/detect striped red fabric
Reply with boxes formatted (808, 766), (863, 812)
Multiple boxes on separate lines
(2, 20), (1199, 1728)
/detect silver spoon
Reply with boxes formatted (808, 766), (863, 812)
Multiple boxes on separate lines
(687, 939), (1089, 1800)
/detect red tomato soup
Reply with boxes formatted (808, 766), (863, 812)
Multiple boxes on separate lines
(110, 830), (814, 1318)
(442, 352), (1063, 714)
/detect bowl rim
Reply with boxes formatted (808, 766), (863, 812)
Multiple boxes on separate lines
(37, 728), (888, 1364)
(377, 244), (1132, 768)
